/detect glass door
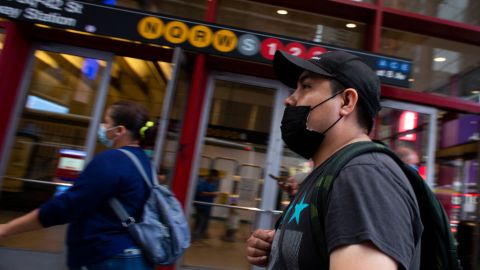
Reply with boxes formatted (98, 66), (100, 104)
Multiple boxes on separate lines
(375, 100), (438, 186)
(0, 44), (188, 269)
(0, 44), (113, 268)
(151, 47), (189, 184)
(95, 47), (189, 186)
(181, 73), (289, 270)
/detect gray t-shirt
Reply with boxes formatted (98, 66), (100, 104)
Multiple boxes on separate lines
(268, 152), (423, 270)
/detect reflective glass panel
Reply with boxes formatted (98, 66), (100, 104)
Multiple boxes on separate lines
(183, 80), (276, 270)
(0, 50), (107, 255)
(97, 54), (188, 184)
(435, 112), (480, 228)
(373, 107), (430, 174)
(217, 0), (366, 49)
(380, 28), (480, 100)
(384, 0), (480, 26)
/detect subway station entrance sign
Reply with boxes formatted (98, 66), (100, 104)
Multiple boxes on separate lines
(0, 0), (412, 88)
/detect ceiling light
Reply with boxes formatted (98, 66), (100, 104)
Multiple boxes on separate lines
(346, 23), (357, 28)
(472, 90), (480, 94)
(434, 57), (447, 62)
(277, 9), (288, 15)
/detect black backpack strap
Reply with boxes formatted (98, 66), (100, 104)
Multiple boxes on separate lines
(310, 141), (384, 267)
(311, 141), (462, 270)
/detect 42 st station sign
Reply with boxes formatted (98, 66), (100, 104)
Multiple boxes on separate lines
(0, 0), (412, 88)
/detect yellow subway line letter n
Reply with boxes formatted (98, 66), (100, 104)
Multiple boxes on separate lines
(138, 17), (164, 40)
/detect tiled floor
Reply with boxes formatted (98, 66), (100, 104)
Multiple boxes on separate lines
(0, 211), (66, 253)
(0, 211), (255, 270)
(182, 219), (254, 270)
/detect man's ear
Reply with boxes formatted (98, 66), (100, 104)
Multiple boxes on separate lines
(339, 88), (358, 116)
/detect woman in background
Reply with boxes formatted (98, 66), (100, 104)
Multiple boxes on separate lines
(0, 100), (157, 270)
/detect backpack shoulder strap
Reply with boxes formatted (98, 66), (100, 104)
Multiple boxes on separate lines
(109, 148), (156, 227)
(118, 148), (156, 188)
(311, 141), (462, 270)
(310, 141), (384, 267)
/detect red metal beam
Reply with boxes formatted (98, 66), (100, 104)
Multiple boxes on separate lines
(167, 1), (218, 269)
(171, 55), (207, 206)
(0, 22), (31, 160)
(245, 0), (480, 46)
(171, 0), (218, 209)
(367, 0), (383, 52)
(382, 7), (480, 46)
(245, 0), (376, 23)
(205, 55), (480, 114)
(381, 85), (480, 114)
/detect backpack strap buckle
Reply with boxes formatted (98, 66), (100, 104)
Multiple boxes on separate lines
(122, 217), (136, 227)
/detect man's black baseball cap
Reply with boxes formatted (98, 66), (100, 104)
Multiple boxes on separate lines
(273, 50), (381, 120)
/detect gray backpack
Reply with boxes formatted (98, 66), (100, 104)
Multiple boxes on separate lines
(109, 149), (190, 265)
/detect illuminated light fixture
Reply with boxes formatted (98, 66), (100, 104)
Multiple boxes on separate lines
(66, 29), (95, 36)
(398, 111), (418, 141)
(434, 57), (447, 62)
(408, 78), (415, 82)
(472, 90), (480, 94)
(34, 24), (51, 28)
(277, 9), (288, 15)
(35, 51), (59, 69)
(346, 23), (357, 28)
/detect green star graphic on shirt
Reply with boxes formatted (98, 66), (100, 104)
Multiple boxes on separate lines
(288, 195), (309, 224)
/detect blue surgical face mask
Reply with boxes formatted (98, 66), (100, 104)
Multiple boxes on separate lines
(97, 124), (117, 148)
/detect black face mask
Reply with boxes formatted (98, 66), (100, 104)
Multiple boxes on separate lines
(281, 92), (343, 159)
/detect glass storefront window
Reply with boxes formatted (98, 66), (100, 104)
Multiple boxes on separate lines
(384, 0), (480, 26)
(114, 0), (207, 21)
(435, 112), (480, 233)
(0, 47), (191, 262)
(100, 55), (189, 182)
(217, 0), (366, 50)
(0, 50), (108, 254)
(380, 28), (480, 100)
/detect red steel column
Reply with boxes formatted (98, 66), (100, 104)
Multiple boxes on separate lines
(171, 0), (217, 208)
(165, 0), (217, 269)
(0, 22), (31, 160)
(171, 55), (207, 206)
(368, 0), (383, 52)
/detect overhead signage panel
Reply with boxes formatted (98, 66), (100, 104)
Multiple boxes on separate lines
(0, 0), (412, 87)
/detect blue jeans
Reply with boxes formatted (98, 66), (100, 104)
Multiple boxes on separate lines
(70, 248), (153, 270)
(193, 207), (211, 240)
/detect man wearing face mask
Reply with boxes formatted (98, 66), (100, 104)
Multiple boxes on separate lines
(246, 50), (422, 270)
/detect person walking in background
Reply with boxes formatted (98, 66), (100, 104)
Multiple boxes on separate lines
(193, 169), (220, 241)
(396, 146), (420, 171)
(0, 100), (158, 270)
(276, 171), (309, 198)
(246, 50), (423, 269)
